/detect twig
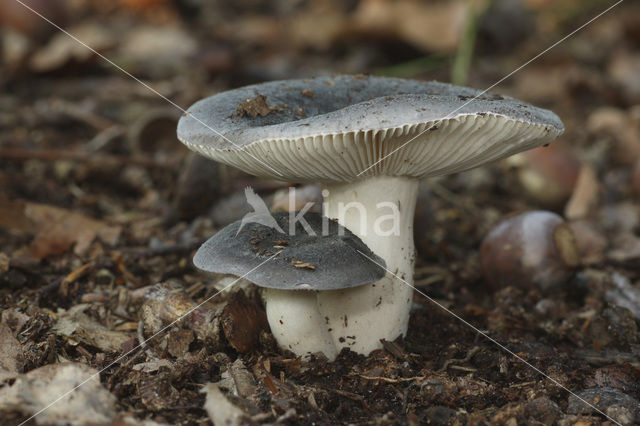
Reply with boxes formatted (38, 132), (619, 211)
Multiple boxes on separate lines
(39, 262), (97, 295)
(437, 346), (481, 373)
(574, 349), (640, 368)
(59, 262), (95, 297)
(39, 277), (64, 295)
(358, 375), (424, 384)
(448, 365), (477, 373)
(85, 125), (126, 153)
(509, 381), (537, 388)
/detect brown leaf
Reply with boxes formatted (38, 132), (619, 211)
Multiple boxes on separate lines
(53, 304), (131, 353)
(29, 22), (116, 72)
(353, 0), (468, 53)
(22, 202), (118, 259)
(222, 291), (268, 353)
(166, 329), (194, 358)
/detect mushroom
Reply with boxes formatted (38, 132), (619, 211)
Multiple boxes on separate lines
(193, 211), (386, 359)
(178, 75), (564, 359)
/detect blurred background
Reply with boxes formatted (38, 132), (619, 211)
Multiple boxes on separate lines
(1, 0), (639, 258)
(1, 0), (639, 278)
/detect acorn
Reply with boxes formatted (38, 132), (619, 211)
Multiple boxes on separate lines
(480, 211), (580, 293)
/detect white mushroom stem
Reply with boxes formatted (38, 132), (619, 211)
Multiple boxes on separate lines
(319, 175), (418, 356)
(264, 175), (418, 360)
(263, 288), (338, 360)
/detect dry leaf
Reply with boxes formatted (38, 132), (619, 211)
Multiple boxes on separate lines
(0, 362), (116, 425)
(221, 291), (268, 353)
(0, 199), (116, 258)
(54, 304), (130, 353)
(7, 202), (120, 259)
(29, 22), (116, 72)
(565, 165), (600, 220)
(353, 0), (468, 52)
(201, 383), (249, 426)
(0, 324), (23, 382)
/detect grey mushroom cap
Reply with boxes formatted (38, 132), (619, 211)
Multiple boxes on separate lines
(193, 211), (387, 291)
(178, 75), (564, 182)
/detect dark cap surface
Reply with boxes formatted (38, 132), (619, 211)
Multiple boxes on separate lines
(178, 75), (564, 182)
(194, 211), (387, 290)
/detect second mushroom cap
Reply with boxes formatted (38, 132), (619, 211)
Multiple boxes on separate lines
(194, 211), (387, 291)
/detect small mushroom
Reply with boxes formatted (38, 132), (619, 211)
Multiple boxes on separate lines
(193, 211), (386, 358)
(178, 75), (564, 359)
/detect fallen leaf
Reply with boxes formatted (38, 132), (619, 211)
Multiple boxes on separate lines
(131, 359), (173, 373)
(138, 372), (180, 411)
(565, 164), (600, 220)
(29, 21), (116, 72)
(227, 358), (258, 399)
(54, 304), (130, 353)
(353, 0), (469, 53)
(1, 309), (30, 334)
(201, 383), (250, 426)
(117, 25), (197, 78)
(222, 291), (268, 353)
(0, 324), (23, 382)
(166, 329), (194, 358)
(0, 362), (116, 425)
(0, 201), (121, 259)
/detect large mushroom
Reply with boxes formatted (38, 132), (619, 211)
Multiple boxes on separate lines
(178, 75), (564, 360)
